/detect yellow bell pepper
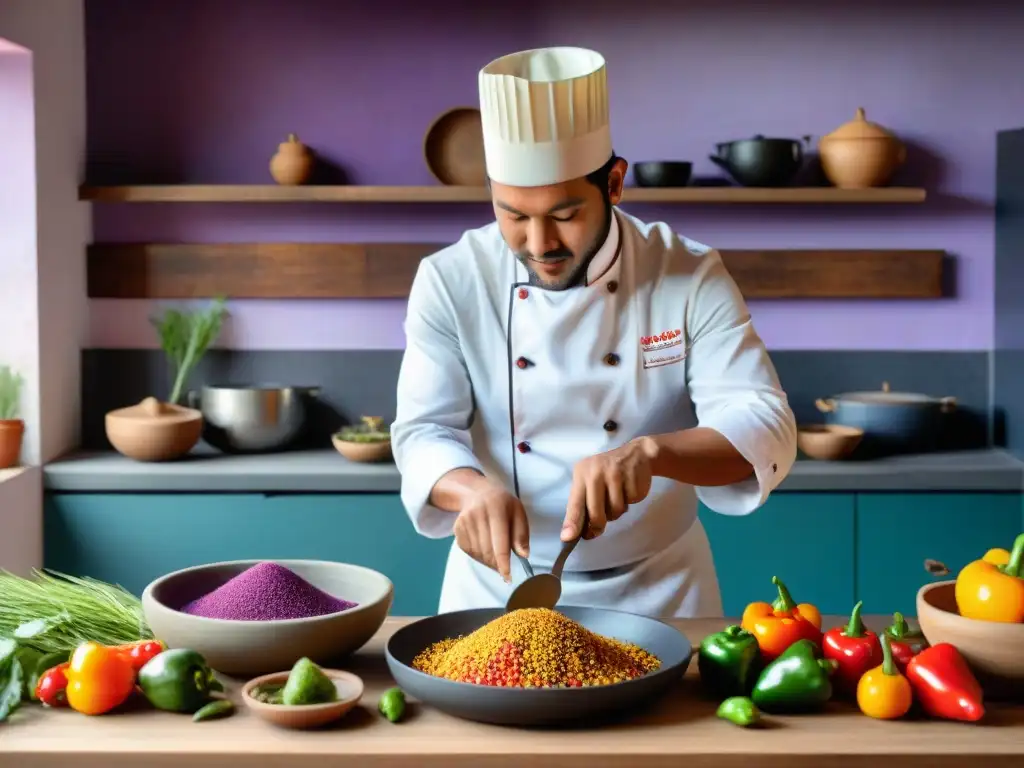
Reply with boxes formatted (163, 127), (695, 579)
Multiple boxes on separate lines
(955, 532), (1024, 623)
(983, 548), (1010, 566)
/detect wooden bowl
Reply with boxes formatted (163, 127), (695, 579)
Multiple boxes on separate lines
(423, 107), (486, 186)
(332, 436), (392, 463)
(796, 424), (864, 460)
(917, 580), (1024, 699)
(242, 669), (364, 729)
(105, 397), (202, 461)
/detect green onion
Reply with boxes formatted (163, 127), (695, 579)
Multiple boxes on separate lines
(0, 569), (151, 654)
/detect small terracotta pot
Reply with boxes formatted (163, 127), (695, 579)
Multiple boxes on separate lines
(270, 133), (315, 185)
(105, 397), (202, 462)
(332, 436), (392, 463)
(818, 107), (906, 189)
(0, 419), (25, 468)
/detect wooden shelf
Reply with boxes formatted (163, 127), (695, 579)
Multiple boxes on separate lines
(77, 184), (928, 205)
(86, 243), (946, 300)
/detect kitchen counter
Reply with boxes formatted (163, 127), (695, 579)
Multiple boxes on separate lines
(3, 615), (1021, 768)
(42, 447), (1024, 493)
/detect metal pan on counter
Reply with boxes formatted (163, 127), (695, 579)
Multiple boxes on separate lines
(815, 380), (957, 457)
(385, 606), (693, 727)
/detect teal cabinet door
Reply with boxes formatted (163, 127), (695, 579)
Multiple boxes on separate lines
(699, 493), (856, 618)
(855, 493), (1024, 618)
(45, 494), (266, 597)
(260, 495), (451, 616)
(45, 493), (452, 617)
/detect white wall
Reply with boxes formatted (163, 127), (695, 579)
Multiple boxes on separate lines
(0, 0), (89, 573)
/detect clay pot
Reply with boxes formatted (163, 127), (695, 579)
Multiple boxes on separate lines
(105, 397), (203, 462)
(796, 424), (864, 461)
(0, 419), (24, 468)
(269, 133), (315, 185)
(818, 107), (906, 189)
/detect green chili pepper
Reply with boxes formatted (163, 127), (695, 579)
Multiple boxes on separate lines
(193, 699), (235, 722)
(751, 638), (837, 714)
(716, 696), (761, 727)
(698, 625), (763, 698)
(378, 686), (406, 723)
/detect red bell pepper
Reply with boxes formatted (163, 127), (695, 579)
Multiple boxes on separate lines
(905, 643), (985, 722)
(883, 612), (928, 673)
(35, 662), (70, 708)
(822, 600), (882, 695)
(114, 639), (167, 672)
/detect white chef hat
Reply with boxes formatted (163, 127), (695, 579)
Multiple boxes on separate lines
(478, 47), (612, 188)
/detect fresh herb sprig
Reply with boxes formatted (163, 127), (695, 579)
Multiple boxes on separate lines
(0, 366), (24, 420)
(151, 298), (228, 404)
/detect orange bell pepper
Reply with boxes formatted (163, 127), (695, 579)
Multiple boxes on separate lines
(856, 634), (913, 720)
(741, 576), (823, 660)
(65, 642), (137, 716)
(955, 532), (1024, 623)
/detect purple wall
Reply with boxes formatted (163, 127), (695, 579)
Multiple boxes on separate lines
(84, 0), (1024, 351)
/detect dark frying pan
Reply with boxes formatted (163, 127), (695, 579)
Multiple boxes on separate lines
(385, 606), (693, 726)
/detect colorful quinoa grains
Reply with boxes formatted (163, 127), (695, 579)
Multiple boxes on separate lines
(180, 562), (358, 621)
(412, 608), (660, 688)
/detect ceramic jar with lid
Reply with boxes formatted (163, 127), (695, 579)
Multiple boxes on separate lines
(817, 108), (906, 189)
(270, 133), (315, 185)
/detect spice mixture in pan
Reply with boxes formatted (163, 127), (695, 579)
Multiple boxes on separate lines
(412, 608), (661, 688)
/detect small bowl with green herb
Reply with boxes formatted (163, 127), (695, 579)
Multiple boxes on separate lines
(242, 657), (364, 729)
(332, 416), (392, 463)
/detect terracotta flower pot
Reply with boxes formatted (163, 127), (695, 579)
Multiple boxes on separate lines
(270, 133), (315, 186)
(0, 419), (25, 469)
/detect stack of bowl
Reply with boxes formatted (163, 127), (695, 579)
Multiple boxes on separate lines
(141, 559), (394, 676)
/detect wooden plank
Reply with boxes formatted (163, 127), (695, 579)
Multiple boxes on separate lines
(87, 244), (946, 300)
(78, 184), (928, 204)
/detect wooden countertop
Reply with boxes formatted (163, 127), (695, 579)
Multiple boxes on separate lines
(3, 616), (1022, 768)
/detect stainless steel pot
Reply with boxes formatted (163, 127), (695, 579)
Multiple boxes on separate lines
(815, 381), (956, 456)
(188, 385), (321, 454)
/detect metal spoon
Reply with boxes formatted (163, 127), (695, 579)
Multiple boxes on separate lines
(506, 520), (588, 612)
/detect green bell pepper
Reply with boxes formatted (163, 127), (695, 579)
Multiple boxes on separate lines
(698, 625), (762, 698)
(137, 649), (222, 714)
(751, 638), (837, 714)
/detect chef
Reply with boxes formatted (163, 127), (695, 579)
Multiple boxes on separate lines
(392, 46), (797, 618)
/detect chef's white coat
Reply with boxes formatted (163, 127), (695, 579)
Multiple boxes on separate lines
(392, 208), (797, 617)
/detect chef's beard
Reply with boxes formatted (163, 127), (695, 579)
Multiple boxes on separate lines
(515, 202), (613, 291)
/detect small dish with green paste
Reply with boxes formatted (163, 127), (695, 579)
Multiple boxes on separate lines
(332, 416), (392, 463)
(242, 657), (365, 729)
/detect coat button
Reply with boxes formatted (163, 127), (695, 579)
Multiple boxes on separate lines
(603, 420), (618, 432)
(607, 280), (618, 294)
(516, 356), (531, 369)
(517, 441), (530, 454)
(603, 353), (620, 366)
(517, 287), (529, 300)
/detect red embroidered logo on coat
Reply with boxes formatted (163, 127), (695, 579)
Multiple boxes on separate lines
(640, 329), (683, 351)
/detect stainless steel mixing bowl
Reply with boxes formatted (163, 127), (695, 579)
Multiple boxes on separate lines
(189, 385), (320, 453)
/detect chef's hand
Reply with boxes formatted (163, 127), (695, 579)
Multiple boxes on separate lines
(453, 480), (530, 584)
(562, 438), (654, 542)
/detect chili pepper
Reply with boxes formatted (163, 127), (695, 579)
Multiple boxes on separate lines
(751, 638), (837, 714)
(697, 625), (763, 698)
(856, 634), (912, 720)
(192, 699), (235, 722)
(955, 532), (1024, 623)
(741, 576), (823, 661)
(35, 662), (70, 708)
(138, 648), (222, 714)
(905, 643), (985, 722)
(114, 639), (167, 672)
(716, 695), (760, 727)
(883, 612), (928, 673)
(65, 642), (137, 716)
(822, 600), (882, 695)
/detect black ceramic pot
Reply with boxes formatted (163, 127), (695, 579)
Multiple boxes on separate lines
(814, 382), (957, 457)
(710, 135), (810, 187)
(632, 161), (692, 187)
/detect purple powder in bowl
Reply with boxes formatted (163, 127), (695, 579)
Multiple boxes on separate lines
(180, 562), (359, 621)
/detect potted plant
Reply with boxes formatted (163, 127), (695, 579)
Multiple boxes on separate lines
(105, 298), (227, 462)
(0, 365), (25, 469)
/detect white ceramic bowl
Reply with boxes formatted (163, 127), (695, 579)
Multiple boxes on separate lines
(142, 559), (393, 676)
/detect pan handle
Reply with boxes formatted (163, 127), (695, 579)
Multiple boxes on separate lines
(815, 398), (836, 413)
(939, 396), (957, 413)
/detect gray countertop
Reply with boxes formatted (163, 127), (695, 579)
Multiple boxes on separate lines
(42, 448), (1024, 493)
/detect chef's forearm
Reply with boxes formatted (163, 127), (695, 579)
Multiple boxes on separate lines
(637, 427), (754, 487)
(427, 467), (490, 513)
